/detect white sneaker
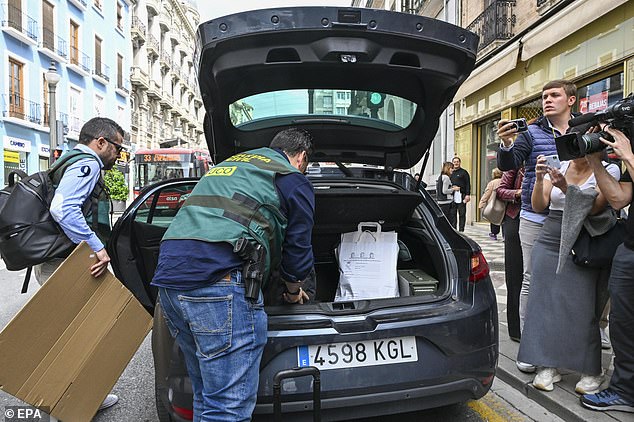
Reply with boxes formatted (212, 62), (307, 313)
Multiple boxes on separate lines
(98, 394), (119, 411)
(576, 373), (605, 395)
(533, 368), (561, 391)
(600, 328), (611, 349)
(516, 360), (536, 373)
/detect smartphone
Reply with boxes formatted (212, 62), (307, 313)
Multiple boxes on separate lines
(544, 154), (561, 169)
(509, 118), (528, 132)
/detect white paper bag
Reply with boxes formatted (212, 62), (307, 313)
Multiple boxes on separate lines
(335, 222), (399, 301)
(453, 190), (462, 203)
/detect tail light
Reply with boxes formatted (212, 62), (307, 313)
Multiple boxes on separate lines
(172, 405), (194, 420)
(469, 251), (489, 283)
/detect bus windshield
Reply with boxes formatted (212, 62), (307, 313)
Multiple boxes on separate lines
(134, 149), (212, 194)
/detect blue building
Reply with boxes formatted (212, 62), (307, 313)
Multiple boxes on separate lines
(0, 0), (132, 186)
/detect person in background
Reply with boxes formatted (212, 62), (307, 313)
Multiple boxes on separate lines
(478, 168), (503, 240)
(496, 167), (524, 341)
(449, 156), (471, 232)
(436, 162), (454, 225)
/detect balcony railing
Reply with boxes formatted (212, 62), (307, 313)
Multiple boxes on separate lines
(160, 51), (172, 68)
(131, 16), (146, 38)
(1, 3), (38, 42)
(40, 28), (68, 58)
(466, 0), (516, 52)
(2, 94), (42, 124)
(93, 59), (110, 82)
(401, 0), (424, 15)
(44, 109), (69, 128)
(147, 33), (159, 55)
(117, 77), (130, 94)
(70, 45), (91, 73)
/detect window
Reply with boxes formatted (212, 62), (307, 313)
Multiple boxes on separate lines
(8, 58), (24, 119)
(94, 36), (102, 75)
(69, 87), (82, 133)
(336, 107), (346, 115)
(70, 21), (79, 65)
(94, 94), (104, 116)
(8, 0), (22, 32)
(42, 1), (55, 51)
(322, 96), (332, 108)
(117, 54), (124, 88)
(116, 3), (123, 30)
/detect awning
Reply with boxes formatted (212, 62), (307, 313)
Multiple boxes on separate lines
(453, 41), (520, 101)
(521, 0), (628, 61)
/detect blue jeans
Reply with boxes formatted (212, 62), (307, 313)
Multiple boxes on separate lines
(159, 272), (267, 422)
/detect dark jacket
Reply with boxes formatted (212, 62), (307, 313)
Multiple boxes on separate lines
(450, 167), (471, 196)
(497, 116), (559, 214)
(497, 168), (524, 219)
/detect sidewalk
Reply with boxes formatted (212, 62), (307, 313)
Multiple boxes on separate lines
(463, 223), (632, 422)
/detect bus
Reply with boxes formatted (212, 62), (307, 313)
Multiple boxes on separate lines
(134, 148), (212, 200)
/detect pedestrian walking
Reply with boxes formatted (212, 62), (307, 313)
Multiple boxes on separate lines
(34, 116), (125, 411)
(496, 167), (524, 341)
(151, 128), (315, 421)
(497, 79), (578, 373)
(518, 154), (619, 393)
(449, 156), (470, 232)
(581, 127), (634, 413)
(436, 162), (454, 225)
(478, 168), (503, 240)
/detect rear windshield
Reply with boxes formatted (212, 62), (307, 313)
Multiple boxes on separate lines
(230, 89), (417, 130)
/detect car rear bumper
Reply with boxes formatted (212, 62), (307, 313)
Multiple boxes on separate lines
(253, 374), (491, 421)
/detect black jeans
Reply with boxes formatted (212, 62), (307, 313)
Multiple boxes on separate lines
(502, 214), (522, 339)
(451, 202), (466, 232)
(490, 224), (500, 235)
(439, 202), (454, 227)
(607, 244), (634, 402)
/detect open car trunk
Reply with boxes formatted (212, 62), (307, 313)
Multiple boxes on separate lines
(110, 176), (451, 316)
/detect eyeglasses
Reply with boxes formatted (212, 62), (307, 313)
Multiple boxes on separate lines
(101, 137), (127, 153)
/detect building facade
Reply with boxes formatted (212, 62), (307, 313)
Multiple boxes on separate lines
(454, 0), (633, 224)
(129, 0), (204, 151)
(0, 0), (132, 186)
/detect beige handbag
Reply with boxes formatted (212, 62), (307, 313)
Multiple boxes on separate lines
(481, 191), (506, 225)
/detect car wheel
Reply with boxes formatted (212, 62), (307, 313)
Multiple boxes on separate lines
(155, 383), (173, 422)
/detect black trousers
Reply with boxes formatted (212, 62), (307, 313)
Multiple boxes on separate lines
(607, 244), (634, 402)
(439, 202), (454, 227)
(502, 214), (522, 339)
(490, 224), (500, 235)
(451, 202), (466, 232)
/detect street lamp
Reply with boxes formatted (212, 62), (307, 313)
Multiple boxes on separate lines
(45, 61), (61, 165)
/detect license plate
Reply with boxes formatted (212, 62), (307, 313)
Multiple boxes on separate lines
(297, 336), (417, 370)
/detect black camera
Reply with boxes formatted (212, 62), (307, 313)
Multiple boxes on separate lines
(509, 118), (528, 132)
(555, 93), (634, 160)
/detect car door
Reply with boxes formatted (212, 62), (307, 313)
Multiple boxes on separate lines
(108, 179), (199, 315)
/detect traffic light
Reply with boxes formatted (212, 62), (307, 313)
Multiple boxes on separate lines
(367, 92), (386, 109)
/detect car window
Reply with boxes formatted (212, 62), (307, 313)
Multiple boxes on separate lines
(134, 184), (196, 227)
(230, 89), (417, 130)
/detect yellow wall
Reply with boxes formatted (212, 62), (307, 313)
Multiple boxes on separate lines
(454, 125), (473, 175)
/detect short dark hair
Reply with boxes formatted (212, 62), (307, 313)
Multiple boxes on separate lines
(542, 79), (577, 98)
(79, 117), (125, 145)
(269, 128), (314, 159)
(452, 156), (461, 163)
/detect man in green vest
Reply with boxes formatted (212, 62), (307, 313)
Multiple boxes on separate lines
(152, 128), (315, 421)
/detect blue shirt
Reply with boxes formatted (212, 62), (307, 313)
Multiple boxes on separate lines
(151, 150), (315, 290)
(49, 145), (104, 252)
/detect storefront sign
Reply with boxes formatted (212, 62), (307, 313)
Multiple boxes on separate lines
(580, 91), (609, 114)
(4, 150), (19, 164)
(39, 145), (50, 158)
(3, 136), (32, 153)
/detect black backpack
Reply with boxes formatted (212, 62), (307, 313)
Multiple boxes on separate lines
(0, 151), (98, 274)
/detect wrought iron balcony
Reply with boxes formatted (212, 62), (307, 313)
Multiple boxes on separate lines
(131, 16), (146, 40)
(1, 3), (38, 43)
(40, 28), (68, 59)
(69, 46), (91, 74)
(466, 0), (516, 52)
(401, 0), (424, 15)
(93, 59), (110, 82)
(2, 93), (42, 124)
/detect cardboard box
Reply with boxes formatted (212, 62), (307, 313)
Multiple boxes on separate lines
(0, 242), (152, 421)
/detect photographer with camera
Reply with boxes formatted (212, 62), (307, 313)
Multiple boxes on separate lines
(496, 79), (577, 373)
(581, 126), (634, 413)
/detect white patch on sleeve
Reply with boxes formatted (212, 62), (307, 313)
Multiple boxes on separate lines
(50, 193), (65, 221)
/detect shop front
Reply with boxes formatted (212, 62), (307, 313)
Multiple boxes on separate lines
(3, 136), (31, 185)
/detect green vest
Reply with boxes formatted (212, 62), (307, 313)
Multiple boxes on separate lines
(51, 149), (112, 245)
(163, 147), (301, 281)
